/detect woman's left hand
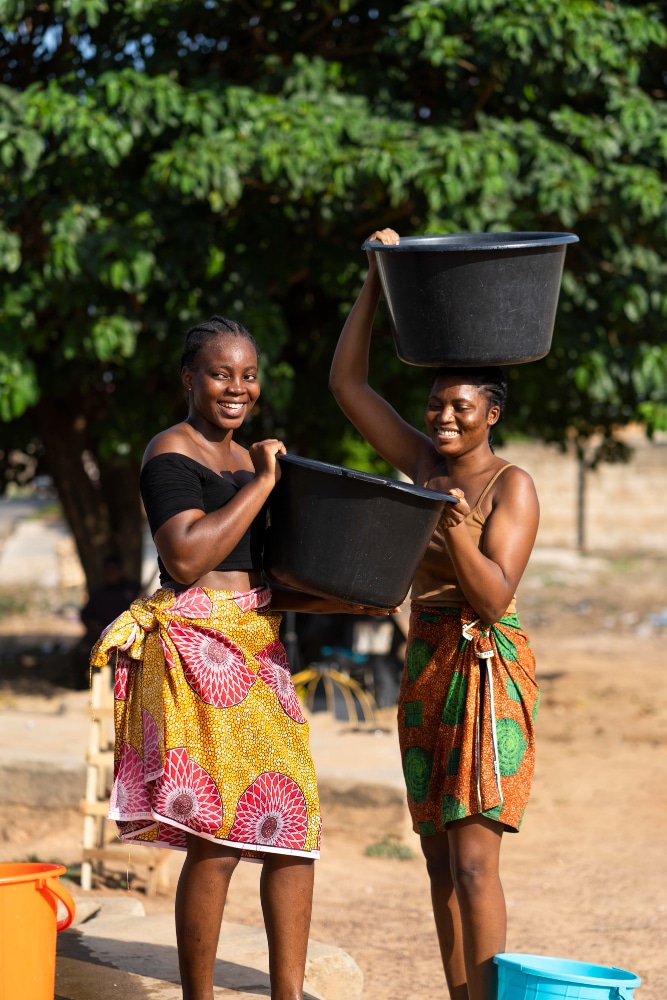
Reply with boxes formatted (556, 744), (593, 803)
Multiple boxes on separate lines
(439, 488), (470, 529)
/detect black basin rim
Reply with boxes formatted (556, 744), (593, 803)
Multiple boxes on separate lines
(362, 232), (579, 252)
(277, 454), (456, 504)
(263, 568), (407, 609)
(396, 350), (551, 367)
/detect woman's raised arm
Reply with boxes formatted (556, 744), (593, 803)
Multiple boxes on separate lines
(329, 229), (433, 482)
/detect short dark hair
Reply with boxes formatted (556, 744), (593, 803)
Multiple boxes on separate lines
(430, 366), (508, 450)
(180, 315), (259, 371)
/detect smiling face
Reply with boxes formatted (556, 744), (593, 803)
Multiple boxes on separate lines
(182, 333), (260, 434)
(424, 374), (500, 457)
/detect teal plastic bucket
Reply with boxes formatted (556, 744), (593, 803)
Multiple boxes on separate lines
(494, 953), (641, 1000)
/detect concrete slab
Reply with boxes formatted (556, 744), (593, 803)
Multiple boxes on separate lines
(0, 517), (66, 586)
(0, 692), (405, 810)
(0, 497), (46, 541)
(56, 897), (362, 1000)
(0, 692), (93, 809)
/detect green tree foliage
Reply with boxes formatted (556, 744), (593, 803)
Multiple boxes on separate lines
(1, 0), (666, 585)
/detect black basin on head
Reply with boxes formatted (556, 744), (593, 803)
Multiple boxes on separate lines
(362, 231), (579, 366)
(264, 455), (458, 610)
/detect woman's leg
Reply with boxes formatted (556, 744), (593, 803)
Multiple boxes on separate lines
(421, 832), (469, 1000)
(175, 834), (242, 1000)
(260, 854), (315, 1000)
(447, 815), (506, 1000)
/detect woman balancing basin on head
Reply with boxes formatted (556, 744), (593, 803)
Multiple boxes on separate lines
(90, 315), (392, 1000)
(330, 230), (540, 1000)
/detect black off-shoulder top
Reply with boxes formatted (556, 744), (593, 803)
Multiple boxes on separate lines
(140, 453), (265, 585)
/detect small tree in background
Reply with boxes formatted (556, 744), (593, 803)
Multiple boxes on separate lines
(1, 0), (666, 589)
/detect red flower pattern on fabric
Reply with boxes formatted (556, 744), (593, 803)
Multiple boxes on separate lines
(156, 822), (188, 850)
(167, 621), (255, 707)
(231, 587), (271, 613)
(229, 772), (308, 850)
(114, 651), (131, 701)
(141, 709), (162, 781)
(256, 641), (305, 723)
(159, 634), (175, 670)
(170, 587), (213, 620)
(109, 741), (152, 819)
(117, 818), (152, 837)
(153, 747), (223, 835)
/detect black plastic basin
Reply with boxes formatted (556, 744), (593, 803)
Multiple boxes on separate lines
(263, 455), (457, 609)
(362, 231), (579, 366)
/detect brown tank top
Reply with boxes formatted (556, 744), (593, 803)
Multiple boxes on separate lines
(411, 463), (516, 612)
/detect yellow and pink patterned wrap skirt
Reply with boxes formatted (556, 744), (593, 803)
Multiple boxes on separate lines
(90, 585), (321, 860)
(399, 604), (539, 834)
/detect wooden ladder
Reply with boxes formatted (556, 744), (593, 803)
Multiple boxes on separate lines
(80, 663), (171, 895)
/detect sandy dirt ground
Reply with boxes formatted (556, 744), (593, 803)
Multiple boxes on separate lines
(2, 552), (666, 1000)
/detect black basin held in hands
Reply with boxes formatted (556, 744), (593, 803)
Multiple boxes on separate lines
(362, 231), (579, 366)
(263, 454), (458, 610)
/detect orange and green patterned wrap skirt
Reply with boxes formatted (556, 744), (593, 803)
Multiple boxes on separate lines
(90, 586), (321, 860)
(398, 604), (539, 834)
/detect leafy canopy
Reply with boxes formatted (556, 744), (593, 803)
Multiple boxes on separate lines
(1, 0), (666, 484)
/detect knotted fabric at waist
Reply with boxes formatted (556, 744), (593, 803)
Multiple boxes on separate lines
(90, 585), (271, 669)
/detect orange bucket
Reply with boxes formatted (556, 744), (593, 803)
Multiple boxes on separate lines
(0, 862), (76, 999)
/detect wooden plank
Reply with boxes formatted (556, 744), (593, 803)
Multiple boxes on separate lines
(81, 846), (169, 867)
(85, 751), (115, 767)
(89, 707), (114, 720)
(80, 799), (110, 816)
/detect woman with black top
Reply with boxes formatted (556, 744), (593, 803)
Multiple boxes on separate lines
(91, 315), (385, 1000)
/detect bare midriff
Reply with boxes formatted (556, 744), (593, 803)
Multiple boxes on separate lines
(163, 570), (265, 593)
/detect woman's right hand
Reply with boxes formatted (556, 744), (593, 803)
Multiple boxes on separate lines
(249, 439), (286, 486)
(365, 227), (400, 270)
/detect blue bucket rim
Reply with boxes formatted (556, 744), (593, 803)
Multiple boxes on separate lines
(494, 953), (641, 988)
(362, 231), (579, 252)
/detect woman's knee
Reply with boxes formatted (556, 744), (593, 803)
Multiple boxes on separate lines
(185, 834), (242, 871)
(450, 852), (497, 892)
(447, 818), (502, 893)
(449, 841), (501, 896)
(420, 833), (452, 883)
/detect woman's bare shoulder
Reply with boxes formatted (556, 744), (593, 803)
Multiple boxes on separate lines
(142, 425), (193, 467)
(493, 463), (538, 504)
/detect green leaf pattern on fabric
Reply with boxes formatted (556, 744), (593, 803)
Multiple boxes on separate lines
(492, 625), (519, 662)
(441, 672), (467, 727)
(496, 718), (527, 776)
(404, 700), (423, 728)
(532, 689), (540, 722)
(419, 611), (441, 624)
(406, 639), (433, 683)
(506, 676), (523, 702)
(482, 803), (503, 822)
(402, 746), (433, 803)
(446, 747), (461, 776)
(441, 795), (467, 826)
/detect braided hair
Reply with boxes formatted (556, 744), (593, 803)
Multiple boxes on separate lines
(180, 315), (259, 371)
(430, 366), (508, 450)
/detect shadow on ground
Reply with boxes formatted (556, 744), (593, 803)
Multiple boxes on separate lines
(57, 927), (322, 1000)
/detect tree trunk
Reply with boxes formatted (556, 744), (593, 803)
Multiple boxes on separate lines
(34, 397), (143, 594)
(98, 454), (143, 585)
(576, 441), (587, 554)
